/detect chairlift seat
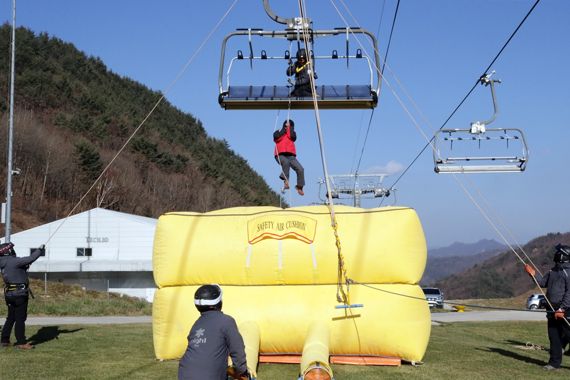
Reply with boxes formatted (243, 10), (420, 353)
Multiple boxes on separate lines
(433, 128), (529, 174)
(435, 162), (527, 173)
(219, 84), (378, 110)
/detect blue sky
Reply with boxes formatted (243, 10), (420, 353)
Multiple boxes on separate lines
(2, 0), (569, 249)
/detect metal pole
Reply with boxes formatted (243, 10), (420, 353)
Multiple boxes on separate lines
(5, 0), (16, 243)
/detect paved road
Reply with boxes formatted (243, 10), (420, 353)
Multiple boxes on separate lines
(0, 312), (548, 326)
(432, 310), (547, 324)
(0, 316), (152, 326)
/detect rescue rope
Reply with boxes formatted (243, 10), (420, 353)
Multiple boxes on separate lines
(297, 0), (351, 305)
(273, 97), (293, 205)
(357, 281), (559, 314)
(463, 175), (542, 276)
(42, 0), (240, 246)
(513, 342), (545, 351)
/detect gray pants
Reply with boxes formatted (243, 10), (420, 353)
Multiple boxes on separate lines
(276, 154), (305, 188)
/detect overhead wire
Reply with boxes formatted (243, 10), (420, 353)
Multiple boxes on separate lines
(43, 0), (240, 245)
(348, 0), (387, 175)
(387, 0), (541, 191)
(352, 0), (399, 177)
(332, 0), (541, 265)
(329, 0), (563, 319)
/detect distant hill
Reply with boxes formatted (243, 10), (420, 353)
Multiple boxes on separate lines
(422, 247), (504, 286)
(435, 232), (570, 299)
(428, 239), (505, 258)
(0, 25), (282, 231)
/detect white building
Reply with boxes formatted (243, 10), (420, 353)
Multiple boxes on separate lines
(2, 208), (157, 302)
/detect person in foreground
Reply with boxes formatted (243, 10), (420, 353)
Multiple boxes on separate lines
(178, 284), (250, 380)
(524, 244), (570, 370)
(0, 242), (44, 350)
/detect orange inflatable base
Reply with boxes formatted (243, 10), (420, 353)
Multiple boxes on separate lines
(259, 354), (401, 366)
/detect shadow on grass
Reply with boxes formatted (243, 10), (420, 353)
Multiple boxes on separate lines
(28, 326), (83, 345)
(477, 346), (545, 366)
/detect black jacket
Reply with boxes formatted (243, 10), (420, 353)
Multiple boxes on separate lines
(287, 60), (317, 86)
(0, 248), (42, 296)
(535, 262), (570, 311)
(178, 310), (247, 380)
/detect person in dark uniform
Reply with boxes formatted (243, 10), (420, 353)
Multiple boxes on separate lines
(1, 242), (44, 350)
(178, 284), (249, 380)
(287, 48), (317, 97)
(524, 244), (570, 370)
(274, 119), (305, 196)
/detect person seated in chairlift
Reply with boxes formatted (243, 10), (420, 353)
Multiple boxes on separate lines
(287, 48), (317, 98)
(273, 119), (305, 196)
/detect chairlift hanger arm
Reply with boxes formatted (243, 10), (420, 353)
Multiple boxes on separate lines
(262, 0), (292, 25)
(474, 73), (502, 128)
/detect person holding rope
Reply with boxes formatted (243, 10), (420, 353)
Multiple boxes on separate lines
(287, 48), (317, 97)
(178, 284), (250, 380)
(0, 242), (44, 350)
(273, 119), (305, 196)
(524, 244), (570, 370)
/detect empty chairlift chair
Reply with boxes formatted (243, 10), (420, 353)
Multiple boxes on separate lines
(432, 73), (529, 174)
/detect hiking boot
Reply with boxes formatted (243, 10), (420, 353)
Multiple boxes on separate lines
(1, 341), (10, 348)
(296, 186), (304, 196)
(543, 364), (559, 371)
(14, 343), (34, 350)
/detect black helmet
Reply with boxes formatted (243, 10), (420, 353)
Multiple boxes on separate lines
(194, 284), (223, 312)
(554, 244), (570, 263)
(296, 48), (307, 60)
(0, 242), (14, 256)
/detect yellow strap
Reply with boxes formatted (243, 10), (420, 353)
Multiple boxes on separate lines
(295, 62), (310, 73)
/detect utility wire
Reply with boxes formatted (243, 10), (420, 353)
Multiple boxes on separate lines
(381, 0), (400, 76)
(387, 0), (541, 191)
(43, 0), (240, 244)
(353, 0), (399, 176)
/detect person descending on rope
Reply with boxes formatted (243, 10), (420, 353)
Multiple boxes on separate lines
(274, 119), (305, 196)
(287, 48), (317, 97)
(524, 244), (570, 371)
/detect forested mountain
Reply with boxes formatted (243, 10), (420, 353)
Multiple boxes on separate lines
(0, 25), (281, 231)
(435, 232), (570, 299)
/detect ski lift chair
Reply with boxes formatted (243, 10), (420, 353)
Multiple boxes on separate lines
(218, 28), (381, 110)
(433, 73), (529, 174)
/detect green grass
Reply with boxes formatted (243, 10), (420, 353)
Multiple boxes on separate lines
(0, 279), (152, 316)
(0, 321), (568, 379)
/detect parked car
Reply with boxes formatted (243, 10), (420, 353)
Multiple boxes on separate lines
(422, 287), (444, 309)
(526, 294), (546, 310)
